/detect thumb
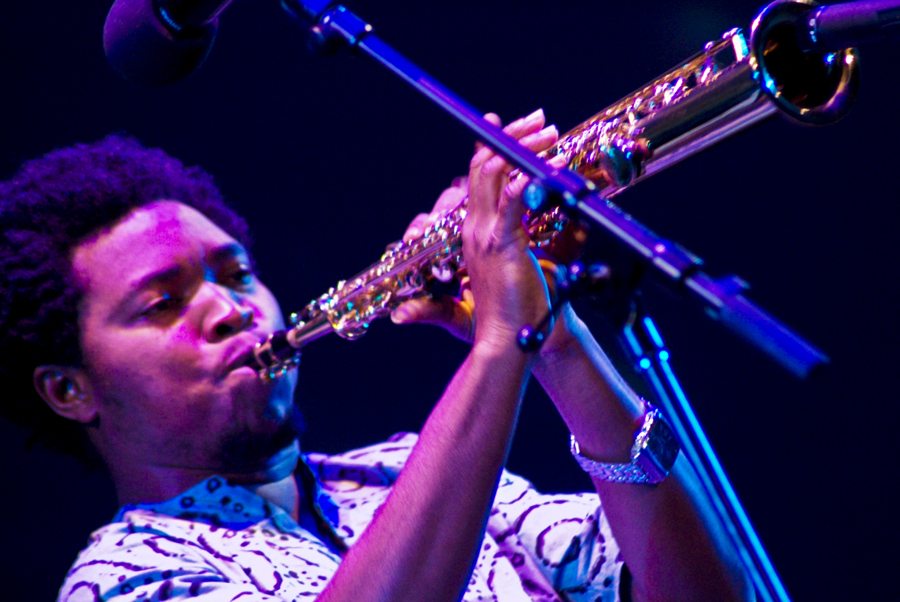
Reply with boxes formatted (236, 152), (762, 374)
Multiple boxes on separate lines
(391, 295), (476, 342)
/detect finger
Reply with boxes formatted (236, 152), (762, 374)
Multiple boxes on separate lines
(402, 213), (430, 242)
(426, 181), (468, 228)
(468, 115), (506, 220)
(468, 110), (549, 228)
(489, 124), (558, 230)
(519, 124), (558, 154)
(473, 113), (503, 156)
(472, 109), (549, 175)
(505, 169), (532, 203)
(546, 153), (568, 169)
(497, 125), (560, 202)
(502, 108), (546, 140)
(476, 114), (553, 184)
(390, 296), (475, 342)
(390, 297), (443, 324)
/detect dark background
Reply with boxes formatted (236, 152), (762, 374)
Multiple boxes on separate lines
(2, 1), (898, 600)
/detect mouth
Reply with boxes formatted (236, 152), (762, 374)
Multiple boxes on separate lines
(221, 335), (301, 382)
(223, 344), (262, 377)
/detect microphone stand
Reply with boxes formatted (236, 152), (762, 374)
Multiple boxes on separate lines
(620, 294), (792, 602)
(560, 257), (795, 602)
(283, 0), (828, 379)
(279, 1), (835, 600)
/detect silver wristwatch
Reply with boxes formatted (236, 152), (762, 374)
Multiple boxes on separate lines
(570, 404), (679, 485)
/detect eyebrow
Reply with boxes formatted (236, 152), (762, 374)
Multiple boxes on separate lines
(128, 265), (185, 293)
(126, 243), (249, 292)
(208, 242), (250, 264)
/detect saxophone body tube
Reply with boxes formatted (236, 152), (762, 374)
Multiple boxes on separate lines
(255, 0), (860, 379)
(552, 0), (858, 199)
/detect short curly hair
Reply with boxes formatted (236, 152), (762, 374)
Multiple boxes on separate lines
(0, 134), (252, 464)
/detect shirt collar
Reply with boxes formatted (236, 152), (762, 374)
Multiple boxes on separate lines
(115, 474), (287, 530)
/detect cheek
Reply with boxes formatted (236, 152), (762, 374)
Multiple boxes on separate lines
(250, 286), (285, 330)
(85, 326), (206, 403)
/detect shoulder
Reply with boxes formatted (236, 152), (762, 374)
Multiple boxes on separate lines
(59, 506), (342, 601)
(303, 433), (418, 546)
(58, 510), (215, 601)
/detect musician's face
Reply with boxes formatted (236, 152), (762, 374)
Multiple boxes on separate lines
(72, 201), (298, 475)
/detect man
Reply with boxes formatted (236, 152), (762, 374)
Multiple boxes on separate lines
(0, 111), (750, 602)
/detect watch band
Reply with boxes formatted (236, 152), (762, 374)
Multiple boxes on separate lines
(570, 403), (680, 485)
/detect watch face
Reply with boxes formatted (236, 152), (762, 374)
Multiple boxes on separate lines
(646, 418), (679, 472)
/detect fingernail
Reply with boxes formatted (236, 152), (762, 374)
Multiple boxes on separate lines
(524, 108), (544, 126)
(547, 153), (568, 167)
(522, 125), (558, 145)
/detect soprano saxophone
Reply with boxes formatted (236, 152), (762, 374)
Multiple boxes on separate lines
(255, 0), (858, 379)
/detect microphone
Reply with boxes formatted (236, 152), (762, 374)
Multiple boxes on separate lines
(103, 0), (235, 86)
(796, 0), (900, 51)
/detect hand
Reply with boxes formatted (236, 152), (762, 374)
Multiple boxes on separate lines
(392, 110), (561, 349)
(463, 109), (559, 351)
(390, 177), (477, 341)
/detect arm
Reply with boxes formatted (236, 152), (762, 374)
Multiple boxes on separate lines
(532, 304), (752, 602)
(391, 132), (752, 602)
(318, 109), (558, 602)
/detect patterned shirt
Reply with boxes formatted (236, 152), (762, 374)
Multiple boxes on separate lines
(58, 433), (625, 602)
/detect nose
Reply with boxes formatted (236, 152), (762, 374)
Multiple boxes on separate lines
(202, 282), (255, 342)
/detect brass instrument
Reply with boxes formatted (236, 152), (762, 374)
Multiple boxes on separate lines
(255, 0), (858, 380)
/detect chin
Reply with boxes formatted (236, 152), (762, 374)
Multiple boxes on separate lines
(237, 379), (300, 445)
(213, 368), (300, 467)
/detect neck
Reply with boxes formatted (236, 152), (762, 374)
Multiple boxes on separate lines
(224, 441), (302, 520)
(218, 440), (301, 485)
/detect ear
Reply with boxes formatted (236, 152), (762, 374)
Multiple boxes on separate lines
(33, 366), (98, 425)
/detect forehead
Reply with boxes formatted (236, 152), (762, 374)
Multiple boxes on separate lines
(72, 200), (239, 293)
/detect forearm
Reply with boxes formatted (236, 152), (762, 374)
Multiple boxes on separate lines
(318, 341), (532, 602)
(334, 107), (563, 602)
(533, 305), (751, 602)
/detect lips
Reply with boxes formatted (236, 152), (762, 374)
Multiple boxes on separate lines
(222, 342), (262, 377)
